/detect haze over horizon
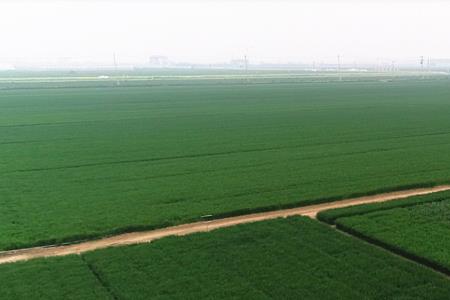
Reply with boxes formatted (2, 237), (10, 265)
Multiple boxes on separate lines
(1, 0), (450, 67)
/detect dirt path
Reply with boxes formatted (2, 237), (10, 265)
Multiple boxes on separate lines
(1, 185), (449, 265)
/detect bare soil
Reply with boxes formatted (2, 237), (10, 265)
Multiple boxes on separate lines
(1, 185), (449, 265)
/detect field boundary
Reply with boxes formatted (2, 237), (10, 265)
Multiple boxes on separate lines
(1, 185), (449, 265)
(4, 182), (445, 252)
(316, 189), (450, 224)
(80, 255), (120, 300)
(335, 223), (450, 277)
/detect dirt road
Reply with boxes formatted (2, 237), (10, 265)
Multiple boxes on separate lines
(1, 185), (449, 265)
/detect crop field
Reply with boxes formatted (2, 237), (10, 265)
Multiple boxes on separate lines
(0, 256), (112, 299)
(2, 79), (450, 250)
(2, 217), (450, 299)
(330, 192), (450, 274)
(0, 69), (444, 90)
(317, 190), (450, 224)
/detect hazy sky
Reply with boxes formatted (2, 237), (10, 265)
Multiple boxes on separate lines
(1, 0), (450, 65)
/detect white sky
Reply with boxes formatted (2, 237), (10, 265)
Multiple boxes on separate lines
(0, 0), (450, 64)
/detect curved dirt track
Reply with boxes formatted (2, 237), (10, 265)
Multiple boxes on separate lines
(1, 185), (450, 265)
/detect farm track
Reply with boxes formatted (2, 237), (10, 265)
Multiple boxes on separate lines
(1, 185), (449, 265)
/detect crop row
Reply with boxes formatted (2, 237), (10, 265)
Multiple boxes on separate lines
(2, 217), (450, 299)
(333, 196), (450, 275)
(317, 190), (450, 224)
(2, 80), (450, 250)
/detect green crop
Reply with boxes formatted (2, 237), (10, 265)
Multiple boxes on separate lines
(82, 217), (450, 299)
(317, 190), (450, 224)
(2, 217), (450, 299)
(335, 197), (450, 274)
(2, 80), (450, 250)
(0, 256), (112, 300)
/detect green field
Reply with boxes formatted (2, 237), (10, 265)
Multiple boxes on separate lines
(0, 256), (112, 300)
(317, 190), (450, 224)
(332, 193), (450, 274)
(2, 79), (450, 250)
(2, 217), (450, 299)
(0, 69), (441, 90)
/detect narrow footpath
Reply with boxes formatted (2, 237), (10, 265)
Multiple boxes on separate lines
(1, 185), (449, 265)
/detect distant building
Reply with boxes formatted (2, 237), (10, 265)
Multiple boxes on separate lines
(148, 56), (170, 67)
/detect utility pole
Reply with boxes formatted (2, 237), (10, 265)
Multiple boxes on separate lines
(113, 53), (118, 71)
(244, 54), (249, 84)
(420, 56), (424, 79)
(337, 55), (342, 81)
(113, 53), (120, 86)
(244, 55), (248, 72)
